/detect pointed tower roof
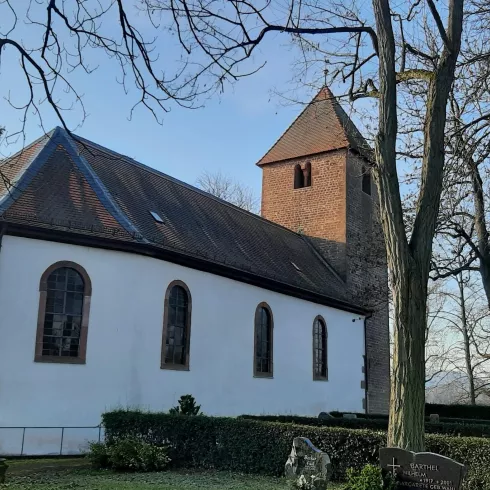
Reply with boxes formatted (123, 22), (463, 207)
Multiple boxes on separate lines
(257, 87), (373, 165)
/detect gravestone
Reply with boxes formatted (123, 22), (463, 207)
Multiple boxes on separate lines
(285, 437), (331, 489)
(429, 413), (440, 423)
(380, 447), (466, 490)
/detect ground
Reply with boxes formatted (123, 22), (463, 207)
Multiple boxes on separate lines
(3, 459), (345, 489)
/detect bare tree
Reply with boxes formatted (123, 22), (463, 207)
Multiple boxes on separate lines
(196, 170), (259, 213)
(423, 1), (490, 308)
(141, 0), (468, 450)
(0, 1), (202, 145)
(426, 271), (490, 405)
(0, 0), (483, 450)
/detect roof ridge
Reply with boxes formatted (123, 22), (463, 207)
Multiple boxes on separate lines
(328, 94), (373, 157)
(255, 88), (345, 166)
(256, 87), (351, 166)
(71, 131), (312, 239)
(0, 128), (55, 168)
(57, 129), (145, 239)
(0, 128), (61, 214)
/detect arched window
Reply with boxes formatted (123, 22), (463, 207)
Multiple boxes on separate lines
(35, 261), (92, 364)
(304, 162), (312, 187)
(313, 316), (328, 380)
(294, 164), (304, 189)
(254, 303), (273, 377)
(161, 281), (192, 370)
(362, 166), (371, 195)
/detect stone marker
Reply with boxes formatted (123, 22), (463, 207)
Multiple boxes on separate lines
(0, 459), (8, 484)
(380, 447), (466, 490)
(318, 412), (333, 420)
(429, 413), (440, 423)
(285, 437), (331, 489)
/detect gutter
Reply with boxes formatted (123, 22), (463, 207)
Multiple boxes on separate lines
(2, 221), (370, 316)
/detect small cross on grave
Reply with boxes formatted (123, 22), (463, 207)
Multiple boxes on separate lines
(387, 457), (401, 476)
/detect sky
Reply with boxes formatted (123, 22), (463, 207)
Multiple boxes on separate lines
(0, 1), (325, 201)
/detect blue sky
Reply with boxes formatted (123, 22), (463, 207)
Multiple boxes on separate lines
(0, 2), (317, 200)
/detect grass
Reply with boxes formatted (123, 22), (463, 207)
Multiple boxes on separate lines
(2, 460), (346, 489)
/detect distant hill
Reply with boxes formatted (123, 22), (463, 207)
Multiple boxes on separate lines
(426, 371), (490, 405)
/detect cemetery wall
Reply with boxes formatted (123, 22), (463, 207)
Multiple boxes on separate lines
(0, 235), (366, 455)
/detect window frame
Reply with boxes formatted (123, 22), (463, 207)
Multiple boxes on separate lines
(253, 302), (274, 378)
(35, 261), (92, 364)
(312, 315), (328, 381)
(161, 280), (192, 371)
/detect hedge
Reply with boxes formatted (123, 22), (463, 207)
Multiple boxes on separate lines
(426, 403), (490, 420)
(238, 414), (490, 438)
(102, 410), (490, 486)
(331, 406), (490, 422)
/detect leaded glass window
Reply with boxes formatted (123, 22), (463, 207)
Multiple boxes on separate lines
(313, 317), (328, 380)
(164, 285), (190, 366)
(42, 267), (85, 358)
(254, 305), (273, 377)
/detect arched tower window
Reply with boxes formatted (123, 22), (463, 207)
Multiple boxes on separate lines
(294, 164), (304, 189)
(362, 166), (372, 195)
(254, 302), (273, 377)
(313, 315), (328, 380)
(161, 280), (192, 370)
(304, 162), (312, 187)
(35, 261), (92, 364)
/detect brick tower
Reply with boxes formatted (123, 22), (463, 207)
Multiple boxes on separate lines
(258, 87), (389, 414)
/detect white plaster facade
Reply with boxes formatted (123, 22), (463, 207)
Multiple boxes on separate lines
(0, 236), (365, 455)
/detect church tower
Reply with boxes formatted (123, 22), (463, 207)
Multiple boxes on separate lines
(258, 87), (390, 414)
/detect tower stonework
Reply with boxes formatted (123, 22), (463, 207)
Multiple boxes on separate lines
(258, 88), (390, 414)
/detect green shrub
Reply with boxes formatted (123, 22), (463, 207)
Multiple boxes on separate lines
(87, 441), (110, 469)
(88, 437), (170, 472)
(169, 395), (201, 416)
(102, 409), (490, 483)
(346, 465), (396, 490)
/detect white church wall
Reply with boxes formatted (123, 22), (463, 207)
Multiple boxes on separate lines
(0, 235), (365, 455)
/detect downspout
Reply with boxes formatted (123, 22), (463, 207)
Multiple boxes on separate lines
(363, 311), (373, 415)
(0, 223), (6, 259)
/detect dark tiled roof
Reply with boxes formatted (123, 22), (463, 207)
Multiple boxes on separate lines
(0, 127), (364, 313)
(257, 87), (373, 165)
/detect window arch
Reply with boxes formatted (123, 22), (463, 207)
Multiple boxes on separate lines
(313, 316), (328, 380)
(161, 280), (192, 370)
(35, 261), (92, 364)
(294, 164), (304, 189)
(362, 166), (372, 195)
(254, 302), (273, 377)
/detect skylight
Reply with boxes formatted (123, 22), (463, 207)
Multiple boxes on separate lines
(150, 211), (165, 223)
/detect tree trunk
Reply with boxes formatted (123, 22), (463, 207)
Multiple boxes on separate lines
(458, 273), (476, 404)
(470, 164), (490, 309)
(372, 0), (463, 451)
(388, 263), (427, 450)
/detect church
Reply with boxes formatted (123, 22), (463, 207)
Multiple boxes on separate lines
(0, 88), (389, 455)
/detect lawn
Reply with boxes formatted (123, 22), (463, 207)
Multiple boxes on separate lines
(3, 460), (345, 489)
